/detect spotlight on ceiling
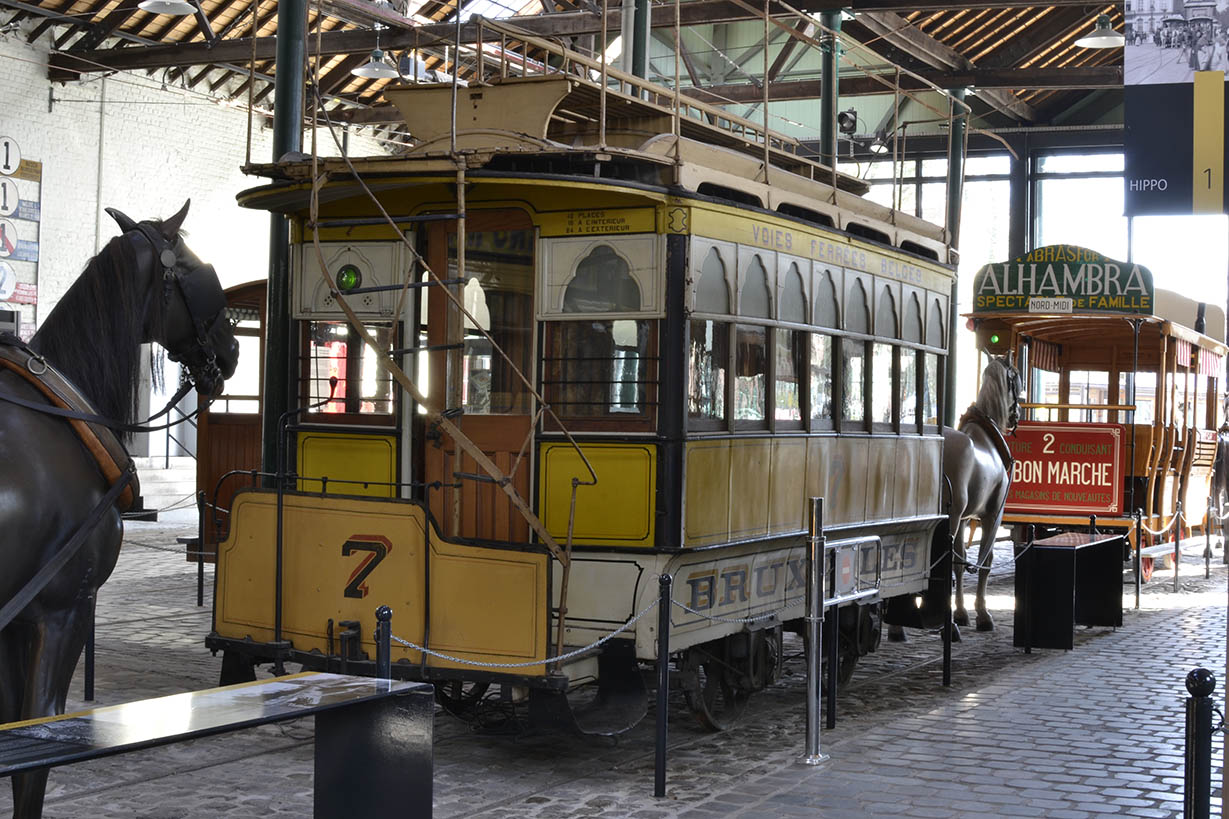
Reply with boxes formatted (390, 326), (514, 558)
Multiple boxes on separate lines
(353, 48), (400, 79)
(837, 108), (858, 135)
(1075, 14), (1125, 49)
(138, 0), (195, 14)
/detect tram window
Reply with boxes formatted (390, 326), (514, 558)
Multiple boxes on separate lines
(840, 338), (867, 427)
(1135, 373), (1156, 424)
(1068, 371), (1109, 423)
(810, 334), (833, 429)
(735, 324), (767, 425)
(922, 353), (939, 427)
(688, 320), (729, 427)
(1197, 373), (1211, 428)
(304, 320), (396, 417)
(1031, 369), (1061, 422)
(213, 333), (261, 414)
(543, 319), (656, 430)
(900, 348), (919, 431)
(775, 329), (804, 427)
(871, 342), (894, 429)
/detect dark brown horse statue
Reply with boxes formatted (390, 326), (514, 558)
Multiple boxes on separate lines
(0, 201), (238, 819)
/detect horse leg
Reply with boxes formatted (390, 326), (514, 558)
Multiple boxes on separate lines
(13, 599), (95, 819)
(975, 508), (1005, 632)
(0, 627), (33, 816)
(886, 623), (906, 642)
(952, 522), (969, 630)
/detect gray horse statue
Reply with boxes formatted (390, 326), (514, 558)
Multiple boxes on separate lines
(888, 353), (1021, 642)
(947, 353), (1022, 634)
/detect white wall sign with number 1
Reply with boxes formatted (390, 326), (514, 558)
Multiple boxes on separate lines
(0, 137), (20, 176)
(0, 178), (17, 218)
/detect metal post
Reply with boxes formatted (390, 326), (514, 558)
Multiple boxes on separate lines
(1134, 508), (1143, 609)
(654, 573), (672, 796)
(84, 596), (95, 702)
(261, 0), (306, 481)
(1184, 668), (1215, 819)
(196, 490), (206, 608)
(799, 497), (828, 766)
(818, 12), (841, 171)
(375, 605), (392, 681)
(942, 531), (953, 686)
(1175, 500), (1183, 593)
(1205, 496), (1213, 579)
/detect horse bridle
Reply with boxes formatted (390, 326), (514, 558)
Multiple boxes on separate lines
(129, 222), (228, 398)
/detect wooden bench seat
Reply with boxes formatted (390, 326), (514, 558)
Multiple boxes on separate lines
(0, 672), (434, 818)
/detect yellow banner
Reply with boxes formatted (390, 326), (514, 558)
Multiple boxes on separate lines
(1193, 71), (1225, 214)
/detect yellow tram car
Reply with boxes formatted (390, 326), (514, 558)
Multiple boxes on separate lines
(206, 50), (963, 731)
(967, 246), (1226, 581)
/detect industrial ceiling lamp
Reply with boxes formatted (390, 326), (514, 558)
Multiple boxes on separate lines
(1075, 14), (1125, 49)
(138, 0), (195, 14)
(352, 25), (400, 79)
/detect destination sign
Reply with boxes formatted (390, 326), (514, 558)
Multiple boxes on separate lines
(972, 245), (1154, 315)
(1005, 422), (1125, 516)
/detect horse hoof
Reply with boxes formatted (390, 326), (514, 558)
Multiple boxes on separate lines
(886, 626), (907, 643)
(976, 613), (995, 632)
(953, 610), (970, 628)
(950, 622), (962, 642)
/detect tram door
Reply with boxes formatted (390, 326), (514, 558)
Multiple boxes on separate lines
(423, 211), (535, 542)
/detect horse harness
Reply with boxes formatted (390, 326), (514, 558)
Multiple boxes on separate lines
(957, 405), (1015, 475)
(0, 333), (139, 512)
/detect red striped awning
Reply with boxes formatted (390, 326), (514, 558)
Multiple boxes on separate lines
(1199, 348), (1222, 377)
(1175, 340), (1192, 369)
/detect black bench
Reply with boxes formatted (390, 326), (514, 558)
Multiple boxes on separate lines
(0, 672), (433, 818)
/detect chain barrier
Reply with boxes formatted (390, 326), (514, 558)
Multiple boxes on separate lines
(1138, 508), (1185, 538)
(390, 596), (661, 669)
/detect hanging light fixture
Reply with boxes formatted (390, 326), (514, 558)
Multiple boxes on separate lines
(1075, 14), (1125, 49)
(138, 0), (195, 14)
(353, 24), (400, 79)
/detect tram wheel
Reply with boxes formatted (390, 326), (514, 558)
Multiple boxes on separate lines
(435, 680), (491, 717)
(683, 649), (750, 732)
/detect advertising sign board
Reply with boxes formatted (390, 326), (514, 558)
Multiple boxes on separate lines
(1005, 422), (1126, 516)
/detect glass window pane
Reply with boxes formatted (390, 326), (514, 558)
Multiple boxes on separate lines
(1036, 177), (1127, 259)
(1037, 152), (1124, 173)
(1068, 370), (1109, 423)
(923, 353), (939, 425)
(544, 320), (653, 421)
(775, 330), (803, 422)
(735, 324), (767, 421)
(965, 155), (1010, 176)
(688, 320), (727, 423)
(841, 339), (866, 423)
(811, 333), (833, 425)
(1031, 368), (1061, 422)
(563, 244), (641, 312)
(781, 264), (806, 323)
(901, 348), (918, 427)
(215, 334), (261, 414)
(307, 321), (395, 415)
(696, 248), (730, 314)
(741, 257), (772, 318)
(872, 342), (894, 424)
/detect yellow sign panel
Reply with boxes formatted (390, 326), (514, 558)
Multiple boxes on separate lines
(539, 207), (657, 237)
(1193, 71), (1225, 214)
(688, 206), (953, 291)
(539, 442), (656, 547)
(214, 490), (550, 675)
(297, 431), (397, 497)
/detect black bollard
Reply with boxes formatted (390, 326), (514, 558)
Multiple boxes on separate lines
(375, 606), (392, 681)
(1184, 668), (1215, 819)
(196, 490), (206, 608)
(654, 574), (672, 798)
(1205, 497), (1213, 580)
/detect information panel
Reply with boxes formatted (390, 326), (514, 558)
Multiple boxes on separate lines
(1005, 422), (1125, 516)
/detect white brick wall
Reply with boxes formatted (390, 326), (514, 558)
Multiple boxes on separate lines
(0, 26), (388, 326)
(1, 25), (390, 460)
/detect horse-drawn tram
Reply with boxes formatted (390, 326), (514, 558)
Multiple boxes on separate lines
(204, 21), (966, 732)
(966, 246), (1226, 581)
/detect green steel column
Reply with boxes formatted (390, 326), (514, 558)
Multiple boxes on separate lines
(942, 87), (966, 428)
(262, 0), (307, 478)
(632, 0), (650, 78)
(819, 11), (841, 170)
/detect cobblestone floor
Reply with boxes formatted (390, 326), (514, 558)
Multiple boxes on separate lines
(1, 520), (1225, 818)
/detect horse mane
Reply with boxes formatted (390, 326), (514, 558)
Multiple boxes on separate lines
(29, 231), (154, 429)
(973, 356), (1014, 430)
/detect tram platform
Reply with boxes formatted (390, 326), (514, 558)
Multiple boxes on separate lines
(0, 519), (1223, 818)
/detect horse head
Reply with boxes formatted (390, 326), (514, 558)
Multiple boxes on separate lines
(977, 352), (1023, 434)
(105, 201), (239, 398)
